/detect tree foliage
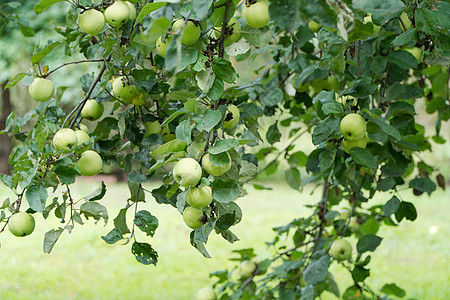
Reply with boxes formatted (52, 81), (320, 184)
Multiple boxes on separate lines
(1, 0), (449, 298)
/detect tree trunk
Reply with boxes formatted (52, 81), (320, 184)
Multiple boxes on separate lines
(0, 81), (13, 175)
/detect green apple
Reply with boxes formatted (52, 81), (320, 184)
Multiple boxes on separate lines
(364, 14), (380, 35)
(329, 239), (352, 261)
(308, 20), (322, 33)
(214, 17), (241, 46)
(182, 206), (204, 229)
(341, 136), (368, 153)
(112, 76), (137, 104)
(186, 186), (213, 208)
(104, 0), (130, 28)
(223, 105), (240, 129)
(78, 9), (105, 35)
(172, 19), (201, 45)
(311, 76), (339, 92)
(8, 212), (35, 237)
(78, 123), (89, 133)
(340, 113), (366, 142)
(242, 1), (270, 29)
(53, 128), (78, 152)
(237, 260), (256, 278)
(28, 78), (54, 102)
(125, 1), (136, 21)
(196, 287), (216, 300)
(399, 12), (412, 31)
(77, 150), (103, 176)
(402, 47), (422, 63)
(81, 99), (104, 121)
(202, 152), (231, 177)
(75, 130), (90, 146)
(156, 35), (171, 58)
(144, 121), (161, 137)
(173, 158), (202, 188)
(327, 75), (340, 91)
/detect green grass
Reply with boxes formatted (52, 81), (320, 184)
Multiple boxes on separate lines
(0, 180), (448, 299)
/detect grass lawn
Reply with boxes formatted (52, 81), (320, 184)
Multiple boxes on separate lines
(0, 180), (448, 299)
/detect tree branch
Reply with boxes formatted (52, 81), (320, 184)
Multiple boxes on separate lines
(218, 0), (232, 58)
(341, 173), (366, 237)
(44, 59), (104, 77)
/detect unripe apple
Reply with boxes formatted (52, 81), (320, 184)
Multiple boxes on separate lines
(8, 212), (35, 237)
(53, 128), (78, 152)
(144, 121), (161, 137)
(28, 78), (54, 102)
(196, 286), (217, 300)
(182, 206), (204, 229)
(308, 20), (322, 33)
(112, 76), (137, 104)
(242, 1), (270, 29)
(202, 152), (231, 177)
(125, 1), (136, 21)
(156, 35), (172, 58)
(77, 150), (103, 176)
(214, 17), (241, 46)
(402, 47), (422, 63)
(104, 0), (130, 28)
(399, 12), (412, 31)
(237, 260), (256, 278)
(341, 135), (368, 153)
(78, 123), (89, 133)
(173, 158), (202, 188)
(78, 9), (105, 35)
(81, 99), (104, 121)
(223, 105), (240, 129)
(329, 239), (352, 261)
(340, 113), (366, 142)
(172, 19), (201, 45)
(75, 129), (90, 146)
(186, 186), (213, 208)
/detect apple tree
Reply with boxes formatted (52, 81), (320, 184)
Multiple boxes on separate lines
(1, 0), (448, 299)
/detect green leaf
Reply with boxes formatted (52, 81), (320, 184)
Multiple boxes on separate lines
(285, 168), (301, 190)
(80, 202), (109, 225)
(409, 177), (437, 194)
(241, 26), (272, 47)
(43, 228), (64, 254)
(136, 2), (167, 24)
(312, 116), (340, 145)
(387, 51), (418, 70)
(209, 152), (230, 167)
(357, 234), (382, 253)
(196, 110), (222, 132)
(101, 228), (123, 245)
(350, 148), (378, 169)
(352, 265), (370, 282)
(34, 0), (65, 14)
(343, 76), (378, 98)
(261, 87), (283, 107)
(25, 184), (48, 213)
(381, 283), (406, 297)
(134, 210), (159, 237)
(192, 0), (213, 20)
(211, 179), (240, 203)
(4, 73), (27, 90)
(300, 285), (315, 300)
(391, 28), (418, 47)
(304, 255), (331, 284)
(216, 214), (236, 230)
(54, 165), (78, 185)
(383, 196), (401, 217)
(371, 119), (401, 140)
(415, 8), (438, 35)
(353, 0), (404, 25)
(395, 201), (417, 222)
(212, 58), (238, 84)
(131, 241), (158, 265)
(31, 41), (62, 64)
(266, 122), (281, 144)
(85, 182), (107, 201)
(152, 139), (186, 156)
(175, 119), (191, 146)
(269, 0), (300, 32)
(208, 139), (239, 155)
(114, 208), (130, 235)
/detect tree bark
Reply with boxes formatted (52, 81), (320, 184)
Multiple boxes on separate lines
(0, 81), (13, 175)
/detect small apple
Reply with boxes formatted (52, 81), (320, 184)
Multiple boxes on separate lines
(53, 128), (78, 152)
(78, 9), (105, 35)
(182, 206), (204, 229)
(308, 20), (322, 33)
(78, 123), (89, 133)
(327, 75), (340, 91)
(196, 286), (216, 300)
(104, 0), (130, 28)
(399, 12), (412, 31)
(237, 260), (256, 278)
(144, 121), (162, 137)
(8, 212), (35, 237)
(28, 78), (54, 102)
(223, 105), (240, 129)
(329, 239), (352, 261)
(173, 158), (202, 188)
(156, 35), (172, 58)
(202, 152), (231, 177)
(81, 99), (104, 121)
(340, 113), (366, 142)
(77, 150), (103, 176)
(242, 1), (270, 29)
(125, 1), (136, 21)
(402, 47), (422, 63)
(214, 17), (241, 46)
(112, 76), (137, 104)
(75, 129), (90, 146)
(172, 19), (201, 45)
(186, 186), (213, 208)
(341, 136), (368, 153)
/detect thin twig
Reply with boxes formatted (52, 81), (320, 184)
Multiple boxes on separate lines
(44, 59), (104, 77)
(218, 0), (232, 58)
